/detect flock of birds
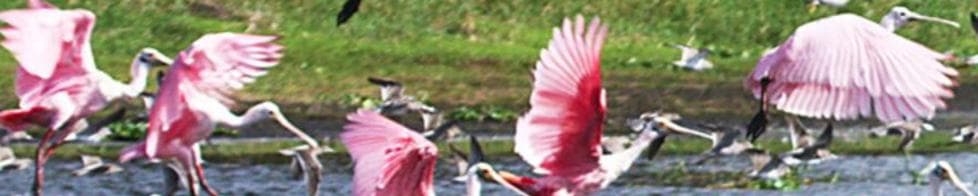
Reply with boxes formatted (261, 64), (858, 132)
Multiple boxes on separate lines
(0, 0), (978, 195)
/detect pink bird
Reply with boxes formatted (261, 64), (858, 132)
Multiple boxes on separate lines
(341, 110), (439, 196)
(461, 16), (667, 196)
(0, 0), (173, 194)
(118, 33), (319, 196)
(744, 13), (958, 141)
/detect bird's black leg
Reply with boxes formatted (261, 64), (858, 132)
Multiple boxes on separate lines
(746, 77), (772, 142)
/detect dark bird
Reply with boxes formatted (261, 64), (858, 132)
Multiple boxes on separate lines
(337, 0), (362, 26)
(782, 123), (836, 166)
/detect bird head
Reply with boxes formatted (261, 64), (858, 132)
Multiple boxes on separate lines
(138, 48), (174, 67)
(464, 135), (530, 196)
(882, 7), (960, 31)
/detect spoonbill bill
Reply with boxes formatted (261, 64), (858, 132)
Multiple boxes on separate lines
(118, 33), (320, 196)
(744, 12), (959, 141)
(0, 0), (173, 193)
(464, 16), (670, 195)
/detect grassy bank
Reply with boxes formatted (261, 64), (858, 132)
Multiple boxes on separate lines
(10, 131), (975, 164)
(1, 0), (978, 126)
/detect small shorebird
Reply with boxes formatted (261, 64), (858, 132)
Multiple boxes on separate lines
(920, 161), (975, 196)
(782, 123), (837, 166)
(0, 146), (31, 171)
(672, 44), (713, 71)
(745, 149), (790, 180)
(367, 77), (438, 116)
(869, 120), (933, 151)
(953, 125), (978, 144)
(693, 126), (756, 164)
(72, 155), (123, 176)
(278, 145), (332, 196)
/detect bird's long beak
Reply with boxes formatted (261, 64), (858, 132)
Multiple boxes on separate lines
(909, 12), (961, 28)
(272, 112), (321, 149)
(658, 119), (713, 140)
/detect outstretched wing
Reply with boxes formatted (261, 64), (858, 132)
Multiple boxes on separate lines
(0, 7), (98, 104)
(746, 14), (956, 122)
(144, 33), (282, 156)
(341, 110), (437, 196)
(514, 16), (608, 178)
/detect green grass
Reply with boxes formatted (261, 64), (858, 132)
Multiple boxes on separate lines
(1, 0), (978, 122)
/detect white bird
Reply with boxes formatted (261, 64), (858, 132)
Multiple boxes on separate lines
(920, 161), (975, 196)
(0, 146), (31, 171)
(672, 44), (713, 71)
(72, 155), (123, 176)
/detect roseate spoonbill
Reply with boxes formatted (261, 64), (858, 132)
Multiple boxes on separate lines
(368, 77), (438, 116)
(920, 161), (975, 196)
(462, 16), (675, 195)
(782, 123), (836, 166)
(0, 146), (31, 171)
(869, 120), (933, 151)
(0, 0), (174, 193)
(745, 149), (791, 180)
(340, 110), (439, 196)
(278, 144), (332, 196)
(672, 44), (713, 71)
(71, 155), (122, 176)
(744, 12), (959, 142)
(952, 125), (978, 144)
(118, 33), (320, 196)
(337, 0), (362, 26)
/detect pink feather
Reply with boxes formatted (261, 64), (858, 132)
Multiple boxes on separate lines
(514, 15), (608, 180)
(746, 14), (957, 122)
(341, 110), (438, 196)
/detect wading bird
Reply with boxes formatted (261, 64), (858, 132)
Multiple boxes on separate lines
(71, 155), (122, 176)
(119, 33), (321, 196)
(953, 125), (978, 144)
(0, 0), (173, 193)
(920, 161), (975, 196)
(460, 16), (672, 195)
(869, 120), (933, 151)
(0, 146), (31, 171)
(672, 44), (713, 71)
(744, 10), (959, 142)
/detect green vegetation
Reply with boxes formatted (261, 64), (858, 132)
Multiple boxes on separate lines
(0, 0), (976, 123)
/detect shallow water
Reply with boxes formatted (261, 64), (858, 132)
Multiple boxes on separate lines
(1, 153), (977, 195)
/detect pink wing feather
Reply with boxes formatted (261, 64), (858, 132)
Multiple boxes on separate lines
(143, 33), (283, 157)
(514, 16), (608, 178)
(341, 110), (437, 196)
(746, 14), (957, 122)
(0, 7), (98, 105)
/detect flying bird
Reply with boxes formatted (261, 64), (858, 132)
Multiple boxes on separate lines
(0, 0), (173, 193)
(744, 10), (959, 142)
(869, 120), (933, 151)
(71, 155), (123, 176)
(672, 44), (713, 71)
(745, 149), (791, 180)
(463, 16), (671, 195)
(336, 0), (362, 26)
(0, 146), (31, 172)
(118, 33), (320, 196)
(920, 161), (975, 196)
(367, 77), (438, 116)
(782, 123), (837, 166)
(340, 110), (439, 196)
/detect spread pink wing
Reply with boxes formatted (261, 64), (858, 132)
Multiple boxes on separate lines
(143, 33), (283, 156)
(746, 14), (957, 122)
(514, 16), (608, 178)
(341, 110), (437, 196)
(0, 8), (98, 104)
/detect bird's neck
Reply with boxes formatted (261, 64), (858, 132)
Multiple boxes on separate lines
(124, 58), (152, 97)
(602, 130), (660, 174)
(225, 107), (267, 128)
(879, 16), (902, 32)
